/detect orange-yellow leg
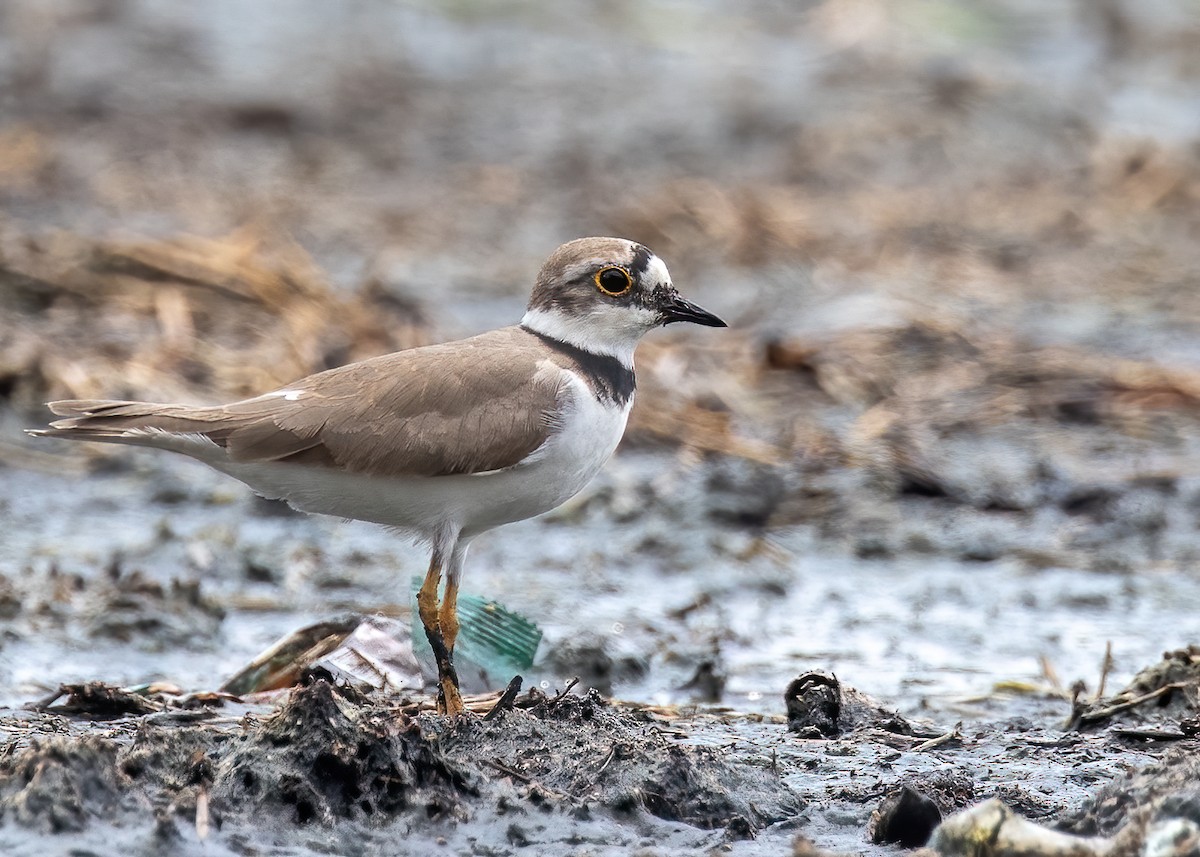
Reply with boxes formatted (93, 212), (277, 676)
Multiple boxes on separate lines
(439, 577), (460, 655)
(437, 576), (462, 713)
(416, 555), (464, 716)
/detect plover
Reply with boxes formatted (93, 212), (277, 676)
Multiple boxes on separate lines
(28, 237), (726, 715)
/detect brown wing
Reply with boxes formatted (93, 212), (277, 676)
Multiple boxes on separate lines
(36, 327), (567, 477)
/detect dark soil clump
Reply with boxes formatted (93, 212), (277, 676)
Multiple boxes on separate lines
(786, 671), (842, 736)
(786, 671), (923, 738)
(0, 682), (803, 852)
(0, 736), (126, 833)
(212, 679), (472, 825)
(869, 786), (943, 847)
(1058, 747), (1200, 839)
(437, 689), (801, 832)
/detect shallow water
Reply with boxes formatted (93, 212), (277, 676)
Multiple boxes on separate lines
(3, 446), (1194, 722)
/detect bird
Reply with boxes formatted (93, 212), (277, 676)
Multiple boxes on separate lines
(27, 237), (727, 715)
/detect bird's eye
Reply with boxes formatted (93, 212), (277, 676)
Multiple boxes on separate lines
(594, 266), (632, 297)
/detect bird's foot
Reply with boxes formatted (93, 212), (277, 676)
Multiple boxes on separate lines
(417, 557), (466, 716)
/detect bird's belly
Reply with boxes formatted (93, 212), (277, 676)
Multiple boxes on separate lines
(215, 391), (630, 537)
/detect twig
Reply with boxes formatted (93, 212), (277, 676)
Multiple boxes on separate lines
(912, 723), (962, 752)
(482, 758), (532, 784)
(195, 788), (210, 841)
(481, 759), (570, 801)
(595, 746), (616, 777)
(1073, 682), (1190, 728)
(1039, 655), (1064, 697)
(547, 677), (580, 710)
(143, 709), (222, 726)
(1112, 728), (1189, 742)
(29, 686), (67, 711)
(865, 729), (929, 749)
(483, 676), (523, 721)
(1093, 641), (1113, 702)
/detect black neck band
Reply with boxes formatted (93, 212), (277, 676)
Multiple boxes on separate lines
(521, 325), (636, 406)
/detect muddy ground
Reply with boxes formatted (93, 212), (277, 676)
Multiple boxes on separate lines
(2, 1), (1200, 855)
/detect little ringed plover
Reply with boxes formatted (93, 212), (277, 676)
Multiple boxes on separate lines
(28, 236), (727, 715)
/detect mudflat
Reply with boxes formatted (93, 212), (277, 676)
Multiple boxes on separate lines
(2, 2), (1200, 855)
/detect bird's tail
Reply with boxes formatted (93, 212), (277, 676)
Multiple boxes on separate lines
(26, 399), (225, 449)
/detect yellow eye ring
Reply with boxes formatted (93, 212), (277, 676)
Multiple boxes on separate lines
(594, 265), (633, 297)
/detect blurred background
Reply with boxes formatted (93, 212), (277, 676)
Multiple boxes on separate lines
(1, 0), (1199, 714)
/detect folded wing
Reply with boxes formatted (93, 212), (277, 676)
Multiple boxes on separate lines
(31, 329), (566, 478)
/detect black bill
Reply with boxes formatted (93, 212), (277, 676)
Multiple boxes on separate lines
(659, 294), (727, 327)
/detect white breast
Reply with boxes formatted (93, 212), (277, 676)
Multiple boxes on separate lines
(454, 367), (630, 536)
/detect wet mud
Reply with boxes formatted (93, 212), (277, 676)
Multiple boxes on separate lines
(2, 662), (1199, 856)
(3, 0), (1200, 854)
(0, 679), (799, 853)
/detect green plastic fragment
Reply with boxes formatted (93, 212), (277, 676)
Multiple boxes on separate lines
(409, 577), (542, 693)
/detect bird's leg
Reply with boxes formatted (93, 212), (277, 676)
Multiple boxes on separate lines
(439, 575), (460, 658)
(436, 577), (463, 713)
(436, 545), (467, 716)
(437, 542), (470, 713)
(417, 547), (464, 716)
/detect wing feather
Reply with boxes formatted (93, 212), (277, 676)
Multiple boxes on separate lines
(34, 327), (567, 477)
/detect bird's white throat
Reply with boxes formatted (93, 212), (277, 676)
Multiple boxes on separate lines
(520, 304), (658, 367)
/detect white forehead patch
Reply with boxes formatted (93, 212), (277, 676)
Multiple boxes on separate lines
(643, 254), (672, 289)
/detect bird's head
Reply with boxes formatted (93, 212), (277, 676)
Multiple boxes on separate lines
(521, 237), (726, 363)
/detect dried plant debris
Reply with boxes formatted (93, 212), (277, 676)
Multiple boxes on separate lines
(32, 683), (160, 719)
(221, 608), (532, 698)
(219, 614), (364, 696)
(932, 799), (1114, 857)
(1069, 647), (1200, 732)
(0, 224), (430, 418)
(770, 321), (1200, 500)
(748, 319), (1200, 567)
